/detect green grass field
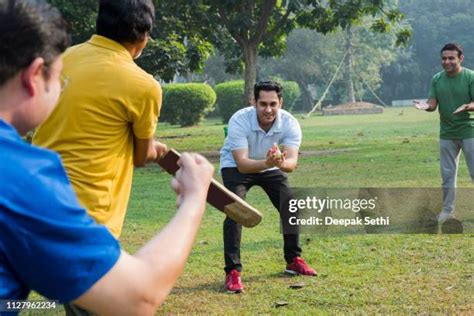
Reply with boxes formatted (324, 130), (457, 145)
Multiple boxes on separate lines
(120, 108), (472, 315)
(26, 107), (472, 315)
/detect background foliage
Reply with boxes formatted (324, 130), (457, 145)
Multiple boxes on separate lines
(161, 83), (216, 126)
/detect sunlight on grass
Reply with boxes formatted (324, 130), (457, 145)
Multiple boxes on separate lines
(121, 108), (474, 314)
(28, 108), (472, 315)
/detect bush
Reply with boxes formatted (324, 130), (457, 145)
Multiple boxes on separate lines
(161, 83), (216, 126)
(281, 81), (301, 112)
(215, 80), (245, 123)
(215, 80), (302, 123)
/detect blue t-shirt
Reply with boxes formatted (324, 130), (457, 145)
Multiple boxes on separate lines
(220, 106), (302, 171)
(0, 120), (121, 303)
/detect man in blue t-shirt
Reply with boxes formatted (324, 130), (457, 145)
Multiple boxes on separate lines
(219, 80), (317, 294)
(0, 1), (214, 315)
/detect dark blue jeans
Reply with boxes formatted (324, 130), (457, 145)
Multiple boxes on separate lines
(222, 167), (302, 274)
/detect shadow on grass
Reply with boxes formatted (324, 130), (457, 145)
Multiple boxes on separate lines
(172, 271), (301, 295)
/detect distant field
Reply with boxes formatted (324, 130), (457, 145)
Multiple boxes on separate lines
(121, 108), (472, 315)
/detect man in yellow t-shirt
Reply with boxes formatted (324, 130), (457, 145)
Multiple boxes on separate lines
(33, 0), (167, 238)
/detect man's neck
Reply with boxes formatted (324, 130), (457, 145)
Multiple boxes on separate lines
(258, 120), (274, 132)
(446, 66), (463, 77)
(121, 42), (139, 59)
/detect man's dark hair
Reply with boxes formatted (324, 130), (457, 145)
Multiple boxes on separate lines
(441, 43), (464, 58)
(0, 0), (70, 86)
(96, 0), (155, 44)
(254, 80), (283, 101)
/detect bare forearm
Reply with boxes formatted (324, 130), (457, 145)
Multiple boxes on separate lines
(134, 139), (167, 167)
(465, 102), (474, 111)
(74, 153), (213, 315)
(426, 99), (438, 112)
(236, 158), (270, 173)
(134, 197), (206, 304)
(279, 158), (298, 173)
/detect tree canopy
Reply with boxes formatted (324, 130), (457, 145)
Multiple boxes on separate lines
(380, 0), (474, 101)
(195, 0), (411, 104)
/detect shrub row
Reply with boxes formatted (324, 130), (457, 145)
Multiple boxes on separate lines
(161, 83), (216, 126)
(161, 80), (300, 126)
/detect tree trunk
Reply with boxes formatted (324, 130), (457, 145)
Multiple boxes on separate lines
(301, 83), (313, 111)
(242, 42), (258, 106)
(345, 27), (356, 103)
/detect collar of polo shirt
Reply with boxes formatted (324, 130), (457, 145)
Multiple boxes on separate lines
(250, 107), (282, 134)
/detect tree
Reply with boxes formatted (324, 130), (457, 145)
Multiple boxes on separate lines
(380, 0), (474, 101)
(48, 0), (215, 81)
(259, 24), (399, 110)
(48, 0), (96, 44)
(198, 0), (411, 105)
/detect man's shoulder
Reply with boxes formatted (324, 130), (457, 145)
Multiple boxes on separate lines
(279, 109), (300, 126)
(230, 106), (255, 122)
(132, 71), (161, 97)
(432, 70), (445, 82)
(462, 67), (474, 78)
(0, 139), (64, 197)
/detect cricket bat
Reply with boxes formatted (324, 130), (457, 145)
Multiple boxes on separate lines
(158, 149), (263, 228)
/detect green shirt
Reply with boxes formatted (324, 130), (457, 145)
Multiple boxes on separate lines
(429, 68), (474, 140)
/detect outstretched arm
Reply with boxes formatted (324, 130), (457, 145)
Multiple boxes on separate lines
(413, 98), (438, 112)
(453, 102), (474, 114)
(73, 153), (214, 315)
(232, 145), (299, 174)
(231, 148), (274, 173)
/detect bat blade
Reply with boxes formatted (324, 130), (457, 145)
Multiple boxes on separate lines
(158, 149), (263, 227)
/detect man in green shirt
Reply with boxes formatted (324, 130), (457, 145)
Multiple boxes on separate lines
(414, 43), (474, 223)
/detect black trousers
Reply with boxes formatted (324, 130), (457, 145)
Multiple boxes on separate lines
(222, 167), (302, 273)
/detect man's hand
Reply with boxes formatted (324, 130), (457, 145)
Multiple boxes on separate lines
(413, 100), (430, 110)
(153, 141), (168, 162)
(133, 138), (168, 167)
(453, 103), (474, 114)
(266, 144), (287, 169)
(171, 153), (214, 208)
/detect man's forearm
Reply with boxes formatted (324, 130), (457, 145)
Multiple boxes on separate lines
(279, 158), (298, 173)
(426, 98), (438, 112)
(134, 196), (207, 306)
(236, 158), (270, 173)
(465, 102), (474, 111)
(74, 197), (207, 315)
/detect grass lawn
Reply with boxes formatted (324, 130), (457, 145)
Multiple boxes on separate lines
(26, 107), (472, 315)
(120, 107), (472, 315)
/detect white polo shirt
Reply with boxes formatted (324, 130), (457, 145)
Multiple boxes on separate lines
(220, 106), (302, 171)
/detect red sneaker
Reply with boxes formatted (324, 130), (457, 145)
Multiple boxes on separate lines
(225, 269), (244, 293)
(285, 257), (317, 276)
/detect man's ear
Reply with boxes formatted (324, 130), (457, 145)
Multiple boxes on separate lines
(21, 57), (45, 96)
(251, 98), (256, 106)
(460, 54), (464, 63)
(280, 98), (284, 108)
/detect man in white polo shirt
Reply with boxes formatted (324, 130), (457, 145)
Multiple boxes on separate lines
(220, 80), (317, 294)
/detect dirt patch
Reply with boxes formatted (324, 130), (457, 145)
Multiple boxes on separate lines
(298, 148), (357, 156)
(160, 133), (193, 139)
(195, 148), (357, 163)
(322, 102), (383, 116)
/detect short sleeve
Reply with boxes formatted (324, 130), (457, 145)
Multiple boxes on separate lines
(428, 76), (438, 100)
(129, 80), (161, 139)
(281, 118), (302, 149)
(227, 115), (249, 151)
(0, 153), (120, 303)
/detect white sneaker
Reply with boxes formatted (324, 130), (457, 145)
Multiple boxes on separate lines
(437, 212), (455, 223)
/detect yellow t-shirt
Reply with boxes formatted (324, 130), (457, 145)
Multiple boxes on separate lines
(33, 35), (161, 238)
